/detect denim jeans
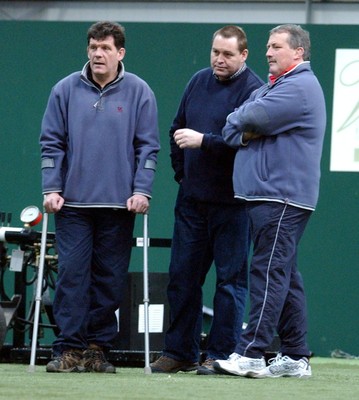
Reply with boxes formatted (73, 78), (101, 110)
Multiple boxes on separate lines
(164, 188), (249, 362)
(236, 201), (312, 358)
(52, 207), (135, 356)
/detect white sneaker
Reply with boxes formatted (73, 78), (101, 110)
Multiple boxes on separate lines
(213, 353), (266, 377)
(255, 353), (312, 378)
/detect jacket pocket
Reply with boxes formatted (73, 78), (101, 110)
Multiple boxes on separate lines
(257, 146), (268, 181)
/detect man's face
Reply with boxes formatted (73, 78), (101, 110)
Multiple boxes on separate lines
(210, 35), (248, 81)
(87, 36), (125, 85)
(266, 32), (303, 77)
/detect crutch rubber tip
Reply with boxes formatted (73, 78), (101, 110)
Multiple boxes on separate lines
(27, 365), (36, 373)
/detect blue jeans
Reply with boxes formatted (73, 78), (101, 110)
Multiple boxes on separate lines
(164, 188), (249, 362)
(236, 202), (312, 358)
(52, 207), (135, 355)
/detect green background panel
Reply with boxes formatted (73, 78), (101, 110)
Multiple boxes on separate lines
(1, 21), (358, 356)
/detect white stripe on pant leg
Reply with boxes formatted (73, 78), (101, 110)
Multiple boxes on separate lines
(244, 204), (287, 356)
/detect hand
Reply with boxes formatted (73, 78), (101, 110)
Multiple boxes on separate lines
(43, 193), (65, 213)
(243, 131), (263, 142)
(127, 194), (149, 214)
(174, 128), (203, 149)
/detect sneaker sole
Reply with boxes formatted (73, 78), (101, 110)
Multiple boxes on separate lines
(283, 372), (312, 378)
(252, 371), (312, 379)
(212, 361), (244, 376)
(213, 361), (265, 377)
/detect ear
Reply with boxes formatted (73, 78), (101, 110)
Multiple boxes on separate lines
(241, 48), (249, 61)
(117, 47), (126, 61)
(296, 47), (305, 59)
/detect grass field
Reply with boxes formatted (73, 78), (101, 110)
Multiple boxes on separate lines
(0, 357), (358, 400)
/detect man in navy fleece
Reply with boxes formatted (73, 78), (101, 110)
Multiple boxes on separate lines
(150, 25), (263, 375)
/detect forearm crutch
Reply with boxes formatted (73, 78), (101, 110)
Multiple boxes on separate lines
(143, 213), (151, 374)
(28, 211), (49, 372)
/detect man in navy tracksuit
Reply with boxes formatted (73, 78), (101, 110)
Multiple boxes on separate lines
(214, 24), (326, 378)
(150, 25), (263, 374)
(40, 21), (160, 373)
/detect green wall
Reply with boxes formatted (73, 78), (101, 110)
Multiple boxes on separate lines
(1, 21), (358, 357)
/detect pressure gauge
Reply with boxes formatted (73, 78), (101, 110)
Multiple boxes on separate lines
(20, 206), (43, 227)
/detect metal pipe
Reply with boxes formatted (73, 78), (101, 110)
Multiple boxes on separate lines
(28, 212), (49, 372)
(142, 213), (151, 375)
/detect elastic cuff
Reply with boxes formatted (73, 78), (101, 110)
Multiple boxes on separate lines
(240, 133), (249, 147)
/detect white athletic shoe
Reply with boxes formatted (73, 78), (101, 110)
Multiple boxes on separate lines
(255, 353), (312, 379)
(213, 353), (266, 377)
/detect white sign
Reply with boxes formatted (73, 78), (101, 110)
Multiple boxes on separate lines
(138, 304), (164, 333)
(9, 248), (24, 272)
(330, 49), (359, 172)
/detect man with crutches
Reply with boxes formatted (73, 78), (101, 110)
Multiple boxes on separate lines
(39, 21), (160, 373)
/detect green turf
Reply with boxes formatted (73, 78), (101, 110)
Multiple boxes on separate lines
(0, 358), (358, 400)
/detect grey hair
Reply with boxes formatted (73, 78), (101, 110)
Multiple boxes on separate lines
(270, 24), (311, 61)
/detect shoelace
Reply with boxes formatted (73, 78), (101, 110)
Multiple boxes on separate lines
(267, 353), (283, 366)
(228, 353), (241, 361)
(86, 349), (106, 362)
(268, 354), (307, 367)
(63, 351), (82, 360)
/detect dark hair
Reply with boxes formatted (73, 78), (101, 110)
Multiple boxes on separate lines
(212, 25), (248, 52)
(270, 24), (311, 61)
(87, 21), (125, 49)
